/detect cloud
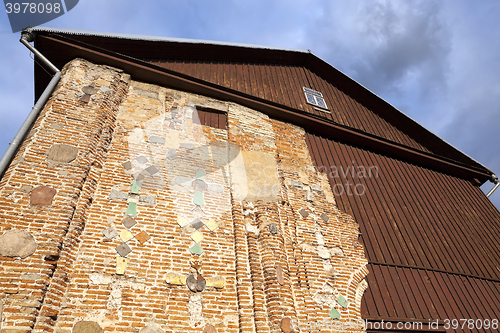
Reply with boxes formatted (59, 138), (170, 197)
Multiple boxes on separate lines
(301, 1), (452, 121)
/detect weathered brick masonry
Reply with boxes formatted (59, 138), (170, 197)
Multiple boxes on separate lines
(0, 59), (368, 333)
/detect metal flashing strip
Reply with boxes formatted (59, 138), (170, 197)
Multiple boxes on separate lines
(368, 262), (500, 284)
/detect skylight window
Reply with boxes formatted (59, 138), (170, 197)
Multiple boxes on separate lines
(303, 87), (328, 110)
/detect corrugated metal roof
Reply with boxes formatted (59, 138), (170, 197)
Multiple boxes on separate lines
(306, 132), (500, 327)
(155, 59), (431, 151)
(364, 264), (500, 328)
(306, 133), (500, 278)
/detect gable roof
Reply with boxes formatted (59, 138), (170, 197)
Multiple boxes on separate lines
(29, 27), (493, 183)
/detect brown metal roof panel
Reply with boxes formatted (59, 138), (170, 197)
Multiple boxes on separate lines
(363, 267), (500, 330)
(445, 178), (500, 278)
(346, 145), (414, 266)
(390, 159), (455, 270)
(305, 133), (500, 280)
(393, 266), (421, 319)
(372, 264), (397, 318)
(364, 150), (422, 267)
(331, 140), (395, 263)
(385, 266), (412, 317)
(303, 66), (427, 151)
(431, 174), (500, 279)
(456, 179), (500, 264)
(368, 150), (431, 268)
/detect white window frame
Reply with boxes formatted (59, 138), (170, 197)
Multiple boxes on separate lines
(303, 87), (328, 110)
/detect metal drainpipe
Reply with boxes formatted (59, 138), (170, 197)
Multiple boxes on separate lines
(487, 174), (499, 198)
(0, 28), (61, 180)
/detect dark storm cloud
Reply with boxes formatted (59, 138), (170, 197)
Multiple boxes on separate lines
(354, 1), (450, 94)
(303, 0), (451, 121)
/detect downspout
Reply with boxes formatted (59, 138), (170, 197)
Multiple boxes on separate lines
(487, 174), (499, 198)
(0, 28), (61, 180)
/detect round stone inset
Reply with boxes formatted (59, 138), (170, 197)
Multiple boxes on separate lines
(280, 317), (295, 333)
(30, 186), (56, 206)
(192, 179), (208, 192)
(72, 321), (103, 333)
(0, 229), (37, 259)
(203, 324), (217, 333)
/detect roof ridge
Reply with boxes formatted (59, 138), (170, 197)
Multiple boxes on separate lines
(29, 27), (310, 54)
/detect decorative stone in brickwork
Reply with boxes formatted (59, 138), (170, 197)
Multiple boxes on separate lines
(276, 265), (284, 285)
(135, 231), (150, 244)
(164, 272), (187, 285)
(149, 135), (166, 145)
(30, 185), (56, 206)
(190, 230), (204, 243)
(139, 195), (156, 204)
(299, 208), (309, 218)
(145, 165), (160, 176)
(109, 189), (128, 200)
(269, 223), (278, 234)
(120, 229), (134, 242)
(317, 245), (331, 259)
(79, 93), (91, 103)
(205, 276), (225, 288)
(126, 202), (137, 216)
(195, 168), (206, 179)
(204, 219), (218, 232)
(131, 180), (141, 194)
(115, 242), (132, 257)
(122, 216), (137, 229)
(191, 219), (204, 230)
(280, 317), (295, 333)
(329, 307), (341, 320)
(189, 243), (204, 255)
(177, 216), (189, 228)
(102, 227), (117, 240)
(47, 143), (78, 163)
(320, 212), (330, 222)
(337, 294), (348, 308)
(116, 257), (128, 275)
(330, 246), (344, 257)
(0, 229), (37, 259)
(122, 161), (133, 170)
(166, 148), (177, 159)
(100, 86), (111, 93)
(203, 323), (217, 333)
(192, 179), (208, 191)
(180, 142), (196, 150)
(193, 191), (204, 206)
(72, 321), (103, 333)
(187, 274), (206, 292)
(139, 322), (164, 333)
(136, 155), (149, 164)
(82, 86), (99, 95)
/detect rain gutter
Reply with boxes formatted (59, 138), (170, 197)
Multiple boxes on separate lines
(0, 28), (61, 180)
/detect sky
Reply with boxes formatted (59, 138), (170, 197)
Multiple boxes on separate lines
(0, 0), (499, 210)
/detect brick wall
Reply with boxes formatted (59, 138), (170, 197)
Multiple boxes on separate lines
(0, 59), (368, 333)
